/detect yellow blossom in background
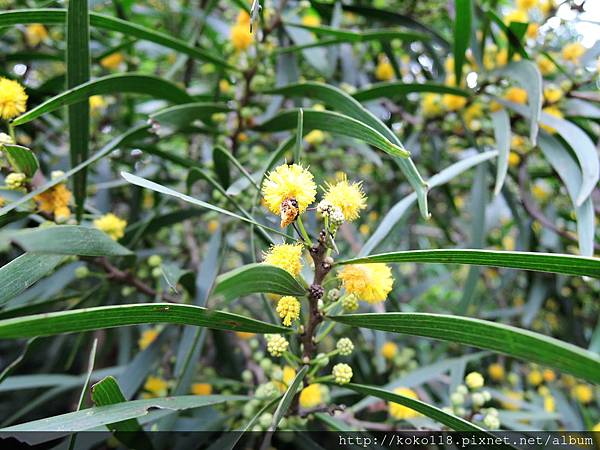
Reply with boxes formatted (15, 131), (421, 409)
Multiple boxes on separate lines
(488, 363), (505, 382)
(138, 328), (159, 350)
(543, 85), (562, 104)
(544, 395), (555, 412)
(235, 331), (255, 340)
(0, 196), (4, 207)
(304, 129), (325, 145)
(517, 0), (538, 10)
(143, 376), (168, 397)
(191, 383), (213, 395)
(262, 163), (317, 216)
(359, 224), (370, 235)
(25, 24), (48, 47)
(541, 105), (563, 133)
(231, 12), (254, 51)
(421, 93), (443, 117)
(282, 366), (296, 386)
(276, 296), (301, 326)
(338, 263), (393, 304)
(572, 384), (593, 404)
(100, 52), (124, 70)
(94, 213), (127, 240)
(89, 95), (106, 113)
(562, 42), (585, 63)
(466, 371), (485, 389)
(508, 152), (521, 167)
(526, 23), (539, 39)
(375, 55), (394, 81)
(539, 0), (554, 14)
(504, 87), (528, 104)
(207, 219), (219, 233)
(263, 242), (304, 277)
(381, 341), (398, 360)
(528, 369), (543, 386)
(543, 369), (556, 383)
(323, 175), (367, 222)
(299, 384), (324, 408)
(504, 9), (528, 24)
(593, 422), (600, 432)
(388, 387), (420, 420)
(442, 94), (467, 111)
(35, 183), (72, 220)
(0, 77), (28, 120)
(302, 13), (321, 27)
(464, 103), (483, 129)
(537, 55), (555, 76)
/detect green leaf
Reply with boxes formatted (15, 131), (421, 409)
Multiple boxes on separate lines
(149, 102), (231, 131)
(341, 249), (600, 278)
(0, 303), (291, 340)
(213, 264), (306, 302)
(0, 254), (64, 307)
(12, 74), (193, 126)
(269, 365), (308, 431)
(10, 225), (132, 256)
(0, 9), (234, 70)
(499, 60), (542, 144)
(66, 0), (91, 220)
(353, 82), (470, 102)
(484, 10), (528, 60)
(453, 0), (472, 84)
(491, 109), (511, 196)
(213, 146), (231, 189)
(255, 109), (409, 158)
(343, 383), (484, 431)
(91, 376), (146, 433)
(328, 314), (600, 384)
(294, 108), (303, 162)
(0, 338), (36, 383)
(0, 394), (246, 433)
(2, 145), (39, 177)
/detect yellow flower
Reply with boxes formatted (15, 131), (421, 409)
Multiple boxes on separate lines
(466, 371), (485, 389)
(144, 376), (169, 397)
(236, 331), (255, 340)
(539, 0), (555, 14)
(261, 163), (317, 216)
(302, 14), (321, 27)
(276, 296), (301, 326)
(526, 23), (539, 39)
(442, 94), (467, 111)
(94, 213), (127, 240)
(504, 87), (528, 104)
(541, 105), (563, 133)
(35, 183), (72, 220)
(230, 16), (253, 52)
(299, 384), (325, 409)
(25, 24), (48, 47)
(504, 9), (528, 24)
(89, 95), (106, 112)
(508, 152), (521, 167)
(375, 56), (394, 81)
(263, 243), (304, 277)
(464, 103), (483, 129)
(562, 42), (585, 63)
(100, 52), (124, 70)
(381, 341), (398, 360)
(572, 384), (593, 404)
(593, 422), (600, 432)
(323, 175), (367, 222)
(338, 263), (394, 304)
(191, 383), (213, 395)
(388, 387), (420, 420)
(543, 85), (562, 104)
(543, 369), (556, 383)
(0, 77), (28, 120)
(421, 93), (443, 117)
(0, 196), (4, 207)
(517, 0), (538, 10)
(138, 328), (159, 350)
(304, 129), (325, 145)
(488, 363), (505, 382)
(528, 369), (543, 386)
(537, 55), (555, 76)
(544, 395), (555, 412)
(282, 366), (296, 386)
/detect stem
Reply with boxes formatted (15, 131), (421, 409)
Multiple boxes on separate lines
(296, 215), (312, 246)
(316, 321), (336, 343)
(8, 124), (16, 143)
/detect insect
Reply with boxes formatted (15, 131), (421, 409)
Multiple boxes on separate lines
(280, 197), (299, 228)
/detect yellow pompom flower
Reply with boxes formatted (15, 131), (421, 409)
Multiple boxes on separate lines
(543, 85), (562, 104)
(323, 175), (367, 222)
(261, 163), (317, 218)
(517, 0), (538, 10)
(375, 56), (394, 81)
(562, 42), (585, 63)
(508, 152), (521, 167)
(191, 383), (213, 395)
(338, 263), (394, 304)
(304, 129), (325, 145)
(263, 242), (304, 277)
(572, 384), (593, 404)
(442, 94), (467, 111)
(526, 23), (539, 39)
(138, 328), (159, 350)
(332, 363), (353, 385)
(299, 384), (325, 409)
(35, 183), (72, 220)
(94, 213), (127, 240)
(0, 77), (28, 120)
(528, 369), (543, 386)
(381, 341), (398, 360)
(143, 376), (169, 397)
(100, 52), (124, 70)
(466, 371), (485, 389)
(282, 366), (296, 385)
(89, 95), (106, 113)
(230, 13), (254, 51)
(537, 55), (555, 76)
(488, 363), (505, 382)
(388, 387), (420, 420)
(504, 9), (528, 24)
(421, 93), (443, 117)
(276, 296), (301, 326)
(504, 87), (528, 104)
(25, 24), (48, 47)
